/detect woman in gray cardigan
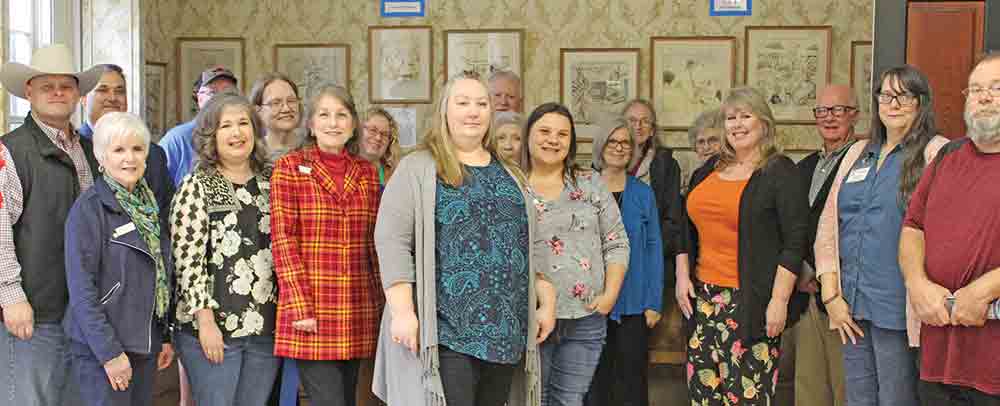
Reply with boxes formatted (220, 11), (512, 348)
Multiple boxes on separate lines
(372, 71), (557, 406)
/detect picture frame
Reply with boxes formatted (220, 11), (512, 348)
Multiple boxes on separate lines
(274, 43), (351, 101)
(444, 29), (524, 85)
(710, 0), (752, 17)
(144, 61), (167, 140)
(650, 36), (738, 130)
(850, 41), (874, 135)
(745, 26), (832, 124)
(176, 37), (245, 122)
(560, 48), (640, 138)
(368, 25), (433, 104)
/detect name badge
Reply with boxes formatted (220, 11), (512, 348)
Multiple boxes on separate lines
(298, 165), (312, 174)
(113, 222), (136, 238)
(845, 166), (870, 183)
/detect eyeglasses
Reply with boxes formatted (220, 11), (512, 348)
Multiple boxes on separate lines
(812, 105), (858, 118)
(365, 125), (393, 141)
(606, 140), (633, 151)
(261, 97), (300, 110)
(627, 117), (653, 128)
(875, 92), (919, 106)
(196, 89), (217, 98)
(962, 82), (1000, 100)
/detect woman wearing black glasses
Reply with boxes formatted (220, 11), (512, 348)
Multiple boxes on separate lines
(814, 65), (949, 405)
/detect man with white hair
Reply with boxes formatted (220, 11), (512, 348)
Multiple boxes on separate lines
(79, 63), (174, 213)
(900, 52), (1000, 405)
(488, 70), (523, 113)
(0, 43), (101, 406)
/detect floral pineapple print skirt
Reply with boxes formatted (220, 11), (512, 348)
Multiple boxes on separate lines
(687, 282), (780, 406)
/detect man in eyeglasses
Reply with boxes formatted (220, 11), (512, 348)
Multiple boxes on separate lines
(779, 84), (858, 406)
(900, 52), (1000, 405)
(158, 66), (238, 186)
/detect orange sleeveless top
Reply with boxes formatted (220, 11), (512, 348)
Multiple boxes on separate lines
(686, 171), (748, 288)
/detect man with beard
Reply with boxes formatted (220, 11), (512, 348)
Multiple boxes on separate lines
(900, 52), (1000, 405)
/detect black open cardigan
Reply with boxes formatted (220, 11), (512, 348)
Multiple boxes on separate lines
(679, 154), (809, 341)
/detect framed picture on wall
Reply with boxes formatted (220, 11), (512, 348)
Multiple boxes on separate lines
(144, 61), (167, 140)
(745, 26), (832, 124)
(176, 37), (245, 122)
(560, 48), (640, 134)
(369, 25), (433, 104)
(444, 29), (524, 83)
(651, 36), (737, 130)
(274, 43), (350, 101)
(850, 41), (874, 135)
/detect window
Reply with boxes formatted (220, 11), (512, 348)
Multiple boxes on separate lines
(7, 0), (54, 132)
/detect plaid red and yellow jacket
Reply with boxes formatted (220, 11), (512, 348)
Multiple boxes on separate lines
(270, 146), (384, 360)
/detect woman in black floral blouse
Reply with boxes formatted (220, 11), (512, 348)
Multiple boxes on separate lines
(169, 93), (279, 406)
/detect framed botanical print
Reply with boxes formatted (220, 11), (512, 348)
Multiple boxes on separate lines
(651, 36), (738, 129)
(851, 41), (874, 135)
(368, 25), (433, 104)
(274, 43), (350, 100)
(560, 48), (640, 139)
(176, 37), (245, 122)
(745, 26), (832, 124)
(444, 29), (524, 83)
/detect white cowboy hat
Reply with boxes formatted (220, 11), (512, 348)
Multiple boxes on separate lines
(0, 44), (102, 100)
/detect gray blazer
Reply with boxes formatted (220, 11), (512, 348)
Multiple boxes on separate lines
(372, 150), (541, 406)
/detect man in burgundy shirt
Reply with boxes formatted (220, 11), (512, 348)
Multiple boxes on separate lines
(900, 52), (1000, 405)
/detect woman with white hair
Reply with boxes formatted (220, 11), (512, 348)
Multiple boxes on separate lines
(64, 112), (176, 406)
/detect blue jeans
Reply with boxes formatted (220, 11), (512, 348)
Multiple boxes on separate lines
(842, 320), (918, 406)
(0, 322), (77, 406)
(175, 331), (281, 406)
(69, 340), (157, 406)
(540, 313), (607, 406)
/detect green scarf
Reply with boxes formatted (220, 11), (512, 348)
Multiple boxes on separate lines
(104, 175), (169, 319)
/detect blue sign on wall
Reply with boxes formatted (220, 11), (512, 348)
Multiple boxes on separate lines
(710, 0), (752, 17)
(381, 0), (426, 18)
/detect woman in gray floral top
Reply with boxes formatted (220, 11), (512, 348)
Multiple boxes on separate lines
(169, 94), (279, 406)
(520, 102), (630, 406)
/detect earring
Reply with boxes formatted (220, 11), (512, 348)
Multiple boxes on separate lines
(98, 165), (104, 173)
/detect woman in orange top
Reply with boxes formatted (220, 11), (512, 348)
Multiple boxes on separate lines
(270, 83), (384, 406)
(676, 87), (808, 405)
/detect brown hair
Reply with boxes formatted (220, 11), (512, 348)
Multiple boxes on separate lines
(364, 106), (402, 173)
(249, 72), (300, 108)
(301, 83), (362, 155)
(191, 93), (271, 174)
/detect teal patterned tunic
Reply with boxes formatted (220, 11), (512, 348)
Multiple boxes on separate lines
(434, 157), (529, 364)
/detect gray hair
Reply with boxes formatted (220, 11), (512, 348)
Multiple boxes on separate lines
(492, 111), (522, 129)
(488, 70), (521, 86)
(591, 118), (634, 171)
(687, 108), (723, 147)
(92, 112), (151, 164)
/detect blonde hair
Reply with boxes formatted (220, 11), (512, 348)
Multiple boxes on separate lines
(421, 71), (522, 187)
(717, 87), (780, 170)
(364, 106), (401, 173)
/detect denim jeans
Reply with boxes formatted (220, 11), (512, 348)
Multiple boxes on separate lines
(842, 320), (918, 406)
(0, 322), (76, 406)
(175, 331), (281, 406)
(540, 312), (607, 406)
(69, 340), (157, 406)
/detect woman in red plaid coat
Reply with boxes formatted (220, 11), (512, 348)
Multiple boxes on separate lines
(270, 83), (384, 406)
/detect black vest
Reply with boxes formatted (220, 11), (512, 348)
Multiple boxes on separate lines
(1, 114), (99, 323)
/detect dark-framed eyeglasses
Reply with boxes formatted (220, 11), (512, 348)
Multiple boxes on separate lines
(812, 105), (858, 118)
(875, 92), (919, 106)
(606, 140), (633, 151)
(961, 82), (1000, 100)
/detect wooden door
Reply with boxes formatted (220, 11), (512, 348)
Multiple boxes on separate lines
(906, 1), (985, 139)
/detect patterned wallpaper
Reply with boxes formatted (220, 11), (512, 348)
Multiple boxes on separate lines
(141, 0), (873, 174)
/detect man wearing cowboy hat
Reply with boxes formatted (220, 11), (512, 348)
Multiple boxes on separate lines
(159, 66), (238, 186)
(0, 43), (101, 405)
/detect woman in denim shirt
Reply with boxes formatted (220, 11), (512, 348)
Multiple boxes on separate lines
(815, 66), (949, 406)
(520, 102), (630, 406)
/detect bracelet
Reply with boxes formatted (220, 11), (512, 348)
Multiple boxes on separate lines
(822, 292), (841, 305)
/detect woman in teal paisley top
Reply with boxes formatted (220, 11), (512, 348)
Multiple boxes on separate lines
(520, 102), (630, 406)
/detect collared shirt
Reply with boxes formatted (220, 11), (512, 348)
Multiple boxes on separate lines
(809, 141), (853, 205)
(837, 139), (908, 331)
(32, 112), (94, 192)
(0, 145), (26, 305)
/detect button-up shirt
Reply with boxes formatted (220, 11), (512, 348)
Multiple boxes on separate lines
(837, 139), (908, 330)
(809, 141), (853, 205)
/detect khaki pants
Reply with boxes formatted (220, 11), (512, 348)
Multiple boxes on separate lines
(793, 297), (846, 406)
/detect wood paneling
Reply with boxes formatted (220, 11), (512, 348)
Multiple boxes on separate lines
(906, 2), (985, 139)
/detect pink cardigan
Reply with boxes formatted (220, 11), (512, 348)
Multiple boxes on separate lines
(814, 135), (949, 347)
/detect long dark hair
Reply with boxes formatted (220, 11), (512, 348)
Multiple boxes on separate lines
(520, 102), (582, 186)
(871, 65), (937, 207)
